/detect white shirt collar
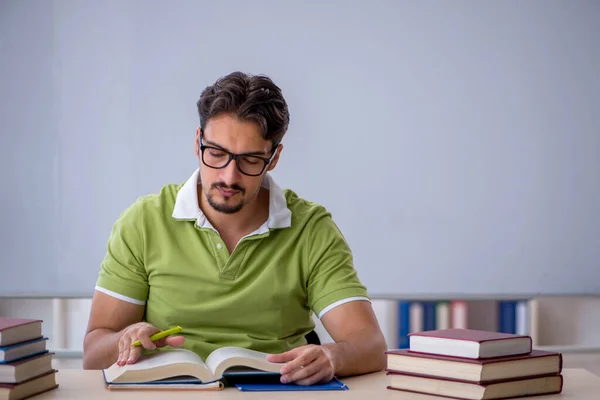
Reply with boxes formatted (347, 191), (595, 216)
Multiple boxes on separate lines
(172, 168), (292, 232)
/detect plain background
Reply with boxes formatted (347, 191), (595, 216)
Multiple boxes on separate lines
(2, 0), (599, 297)
(0, 1), (599, 369)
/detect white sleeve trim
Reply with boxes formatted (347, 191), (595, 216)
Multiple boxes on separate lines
(317, 296), (371, 319)
(95, 286), (146, 305)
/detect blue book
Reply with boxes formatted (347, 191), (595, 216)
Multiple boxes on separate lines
(0, 337), (49, 364)
(422, 301), (437, 331)
(498, 301), (517, 334)
(397, 301), (411, 349)
(235, 377), (348, 392)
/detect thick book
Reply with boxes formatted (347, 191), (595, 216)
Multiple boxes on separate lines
(0, 352), (54, 384)
(103, 347), (284, 388)
(386, 350), (562, 383)
(0, 319), (42, 347)
(0, 338), (48, 364)
(408, 329), (532, 359)
(0, 370), (58, 400)
(387, 371), (563, 400)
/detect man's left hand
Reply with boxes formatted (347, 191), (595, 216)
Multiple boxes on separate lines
(266, 344), (336, 385)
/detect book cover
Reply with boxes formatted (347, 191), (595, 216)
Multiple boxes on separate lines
(387, 372), (563, 400)
(386, 349), (561, 367)
(408, 328), (532, 359)
(386, 349), (562, 383)
(0, 352), (55, 384)
(0, 370), (59, 400)
(0, 319), (42, 332)
(234, 377), (348, 392)
(408, 328), (530, 343)
(0, 338), (49, 364)
(0, 318), (43, 347)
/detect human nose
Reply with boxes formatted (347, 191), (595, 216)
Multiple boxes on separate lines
(219, 156), (243, 184)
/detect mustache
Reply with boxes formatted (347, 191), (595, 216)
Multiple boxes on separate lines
(211, 182), (246, 194)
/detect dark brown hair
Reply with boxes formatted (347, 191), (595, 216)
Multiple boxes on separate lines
(197, 72), (290, 146)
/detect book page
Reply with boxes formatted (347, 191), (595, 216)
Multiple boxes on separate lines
(205, 347), (284, 379)
(104, 348), (212, 383)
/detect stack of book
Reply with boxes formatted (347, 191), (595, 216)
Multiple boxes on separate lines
(0, 318), (58, 400)
(386, 328), (563, 399)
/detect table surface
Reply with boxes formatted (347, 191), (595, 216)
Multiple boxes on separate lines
(34, 368), (600, 399)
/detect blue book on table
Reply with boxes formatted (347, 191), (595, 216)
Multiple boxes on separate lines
(234, 377), (348, 392)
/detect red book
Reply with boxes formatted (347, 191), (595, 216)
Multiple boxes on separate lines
(386, 371), (563, 400)
(0, 352), (54, 384)
(408, 329), (532, 359)
(386, 349), (562, 383)
(0, 318), (43, 347)
(0, 370), (58, 400)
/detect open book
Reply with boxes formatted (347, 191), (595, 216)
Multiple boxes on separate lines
(103, 347), (284, 388)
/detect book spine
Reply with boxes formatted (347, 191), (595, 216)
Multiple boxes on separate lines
(409, 302), (424, 334)
(498, 301), (517, 334)
(397, 301), (411, 349)
(435, 301), (450, 330)
(515, 300), (529, 336)
(529, 298), (540, 347)
(450, 300), (467, 329)
(422, 302), (436, 331)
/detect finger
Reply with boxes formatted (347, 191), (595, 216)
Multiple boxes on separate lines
(127, 345), (143, 364)
(281, 358), (320, 384)
(266, 347), (302, 364)
(120, 336), (132, 366)
(280, 348), (318, 375)
(295, 371), (330, 386)
(164, 335), (185, 347)
(137, 330), (157, 350)
(117, 337), (125, 366)
(154, 335), (184, 348)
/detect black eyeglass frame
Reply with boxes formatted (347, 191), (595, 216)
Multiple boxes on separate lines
(199, 129), (278, 177)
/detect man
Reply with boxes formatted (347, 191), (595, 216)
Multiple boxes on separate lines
(83, 71), (386, 385)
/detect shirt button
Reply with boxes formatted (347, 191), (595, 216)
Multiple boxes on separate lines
(216, 243), (223, 250)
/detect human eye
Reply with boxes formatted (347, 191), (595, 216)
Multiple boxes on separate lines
(209, 149), (227, 158)
(242, 156), (261, 165)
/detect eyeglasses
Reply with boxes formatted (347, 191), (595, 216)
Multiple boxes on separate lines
(199, 129), (277, 176)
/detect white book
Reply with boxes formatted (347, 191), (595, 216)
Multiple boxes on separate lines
(103, 347), (284, 388)
(436, 302), (450, 330)
(409, 302), (424, 333)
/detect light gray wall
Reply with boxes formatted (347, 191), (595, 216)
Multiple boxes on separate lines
(1, 298), (599, 351)
(1, 0), (599, 297)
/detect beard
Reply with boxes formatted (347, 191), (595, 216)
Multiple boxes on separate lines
(205, 182), (247, 214)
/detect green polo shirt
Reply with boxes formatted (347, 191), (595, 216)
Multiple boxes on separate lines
(95, 170), (369, 360)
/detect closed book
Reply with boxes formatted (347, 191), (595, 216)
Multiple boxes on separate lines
(0, 370), (58, 400)
(409, 329), (531, 359)
(386, 350), (562, 383)
(387, 371), (563, 400)
(0, 353), (54, 384)
(0, 319), (42, 348)
(0, 338), (48, 364)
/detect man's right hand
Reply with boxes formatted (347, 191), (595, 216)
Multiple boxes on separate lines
(116, 322), (185, 366)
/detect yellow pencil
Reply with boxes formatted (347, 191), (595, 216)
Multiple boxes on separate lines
(131, 326), (183, 347)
